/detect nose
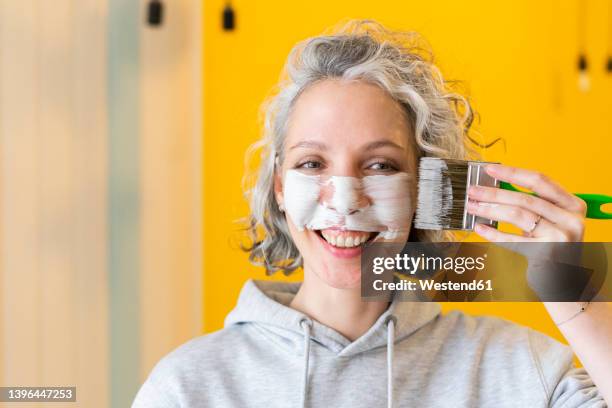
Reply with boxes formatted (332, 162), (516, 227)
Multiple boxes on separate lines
(320, 176), (370, 215)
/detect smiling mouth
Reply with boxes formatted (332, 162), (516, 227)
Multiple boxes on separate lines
(315, 229), (378, 248)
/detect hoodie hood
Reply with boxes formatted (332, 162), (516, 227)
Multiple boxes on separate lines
(224, 279), (441, 357)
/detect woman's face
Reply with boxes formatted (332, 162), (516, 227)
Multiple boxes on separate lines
(276, 79), (417, 289)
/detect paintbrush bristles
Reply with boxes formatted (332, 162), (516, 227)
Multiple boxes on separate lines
(414, 157), (471, 230)
(414, 157), (500, 231)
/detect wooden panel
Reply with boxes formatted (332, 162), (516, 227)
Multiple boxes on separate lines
(0, 0), (43, 388)
(72, 0), (110, 406)
(0, 0), (109, 406)
(139, 0), (203, 379)
(39, 0), (77, 387)
(0, 0), (202, 405)
(107, 0), (141, 404)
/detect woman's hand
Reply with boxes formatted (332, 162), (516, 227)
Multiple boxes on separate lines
(466, 164), (587, 242)
(466, 163), (612, 405)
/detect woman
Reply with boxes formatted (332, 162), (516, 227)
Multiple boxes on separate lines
(133, 20), (611, 407)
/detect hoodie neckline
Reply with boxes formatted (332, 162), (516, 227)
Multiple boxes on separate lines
(224, 279), (441, 357)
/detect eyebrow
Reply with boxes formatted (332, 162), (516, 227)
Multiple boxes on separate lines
(363, 140), (405, 151)
(288, 139), (405, 151)
(289, 140), (328, 150)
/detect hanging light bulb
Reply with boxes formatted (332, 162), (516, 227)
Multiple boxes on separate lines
(222, 2), (236, 31)
(578, 53), (590, 92)
(147, 0), (164, 27)
(576, 0), (590, 91)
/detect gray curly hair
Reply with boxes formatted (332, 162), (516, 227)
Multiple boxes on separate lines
(242, 19), (479, 275)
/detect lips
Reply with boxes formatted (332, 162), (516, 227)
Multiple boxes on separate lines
(319, 229), (373, 248)
(314, 228), (377, 259)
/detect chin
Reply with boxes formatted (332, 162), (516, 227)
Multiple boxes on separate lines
(312, 257), (362, 289)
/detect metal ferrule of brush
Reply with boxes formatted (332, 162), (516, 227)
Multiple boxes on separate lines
(414, 158), (500, 231)
(463, 161), (500, 230)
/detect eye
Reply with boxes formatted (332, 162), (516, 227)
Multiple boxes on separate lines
(367, 161), (398, 172)
(296, 160), (323, 170)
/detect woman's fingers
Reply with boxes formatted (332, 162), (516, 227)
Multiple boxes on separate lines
(466, 200), (572, 240)
(484, 164), (587, 216)
(466, 165), (586, 243)
(467, 184), (581, 228)
(467, 200), (549, 234)
(473, 223), (535, 242)
(467, 186), (585, 239)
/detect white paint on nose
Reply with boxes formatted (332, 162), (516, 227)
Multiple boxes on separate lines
(326, 176), (364, 215)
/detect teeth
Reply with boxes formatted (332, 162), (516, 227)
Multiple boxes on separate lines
(336, 236), (345, 247)
(320, 231), (370, 248)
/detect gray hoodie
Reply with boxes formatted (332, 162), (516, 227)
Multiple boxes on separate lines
(132, 279), (605, 407)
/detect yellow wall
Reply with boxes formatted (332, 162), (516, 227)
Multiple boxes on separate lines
(202, 0), (612, 347)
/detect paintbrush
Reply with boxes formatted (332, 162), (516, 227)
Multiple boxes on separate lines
(414, 157), (612, 231)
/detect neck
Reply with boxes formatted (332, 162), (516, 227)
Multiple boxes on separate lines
(289, 267), (390, 341)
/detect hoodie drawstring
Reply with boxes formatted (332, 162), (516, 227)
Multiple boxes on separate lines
(386, 315), (396, 408)
(299, 315), (396, 408)
(299, 318), (312, 408)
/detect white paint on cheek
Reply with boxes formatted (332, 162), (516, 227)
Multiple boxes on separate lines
(363, 174), (414, 239)
(282, 171), (321, 231)
(283, 170), (414, 239)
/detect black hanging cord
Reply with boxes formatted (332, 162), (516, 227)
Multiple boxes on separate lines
(607, 0), (612, 72)
(578, 0), (587, 65)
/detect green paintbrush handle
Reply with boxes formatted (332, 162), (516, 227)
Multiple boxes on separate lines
(499, 181), (612, 220)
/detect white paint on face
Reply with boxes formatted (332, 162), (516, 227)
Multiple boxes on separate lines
(283, 170), (414, 239)
(329, 176), (360, 215)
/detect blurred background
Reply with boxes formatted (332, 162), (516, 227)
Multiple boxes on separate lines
(1, 0), (611, 406)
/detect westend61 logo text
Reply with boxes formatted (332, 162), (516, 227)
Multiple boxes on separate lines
(372, 253), (486, 275)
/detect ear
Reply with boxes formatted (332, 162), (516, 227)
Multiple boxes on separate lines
(274, 168), (284, 211)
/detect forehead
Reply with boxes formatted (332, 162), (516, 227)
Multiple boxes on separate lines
(285, 79), (413, 151)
